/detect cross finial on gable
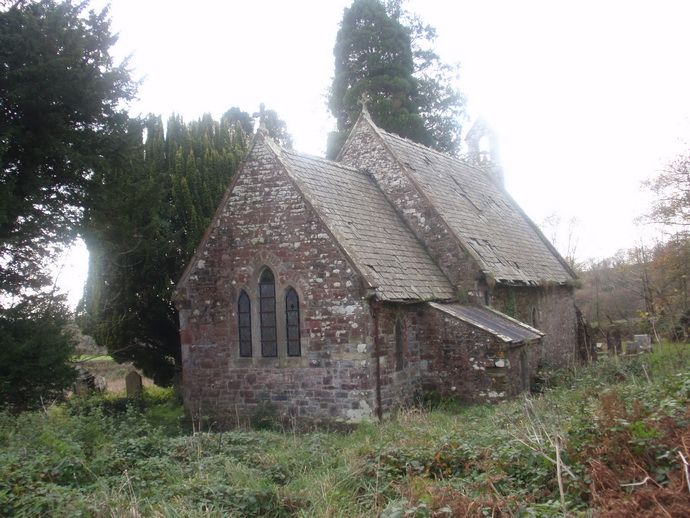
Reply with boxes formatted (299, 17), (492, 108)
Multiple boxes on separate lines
(252, 103), (268, 135)
(358, 92), (371, 117)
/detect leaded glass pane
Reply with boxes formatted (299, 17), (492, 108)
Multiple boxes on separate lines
(287, 326), (299, 340)
(285, 288), (301, 357)
(261, 326), (276, 341)
(259, 268), (277, 357)
(287, 310), (298, 326)
(262, 340), (277, 357)
(259, 269), (274, 283)
(238, 290), (252, 358)
(287, 340), (300, 357)
(238, 292), (250, 313)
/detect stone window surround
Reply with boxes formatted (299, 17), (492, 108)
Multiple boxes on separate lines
(234, 263), (305, 362)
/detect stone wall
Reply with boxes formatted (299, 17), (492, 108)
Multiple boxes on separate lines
(416, 306), (539, 402)
(176, 136), (377, 424)
(369, 303), (540, 412)
(339, 118), (485, 298)
(492, 284), (577, 368)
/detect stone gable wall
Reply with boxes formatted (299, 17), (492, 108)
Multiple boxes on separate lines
(338, 120), (484, 297)
(176, 138), (377, 424)
(492, 284), (577, 368)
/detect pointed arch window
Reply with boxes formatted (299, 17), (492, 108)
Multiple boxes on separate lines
(259, 268), (277, 357)
(394, 318), (404, 371)
(285, 288), (301, 356)
(238, 290), (252, 357)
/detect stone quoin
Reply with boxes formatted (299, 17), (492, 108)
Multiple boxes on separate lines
(174, 110), (580, 425)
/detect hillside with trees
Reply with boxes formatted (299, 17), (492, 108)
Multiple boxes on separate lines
(575, 150), (690, 345)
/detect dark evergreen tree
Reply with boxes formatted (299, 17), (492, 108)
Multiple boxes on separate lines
(80, 114), (248, 384)
(0, 292), (77, 412)
(327, 0), (465, 158)
(0, 0), (135, 300)
(0, 0), (133, 408)
(0, 293), (77, 412)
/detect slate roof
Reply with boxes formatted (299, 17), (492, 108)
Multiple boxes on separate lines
(374, 126), (574, 285)
(429, 302), (543, 343)
(277, 147), (456, 301)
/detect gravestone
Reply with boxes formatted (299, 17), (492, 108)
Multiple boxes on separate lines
(634, 334), (652, 352)
(74, 367), (95, 396)
(595, 342), (608, 359)
(126, 370), (143, 398)
(94, 375), (107, 392)
(625, 341), (639, 355)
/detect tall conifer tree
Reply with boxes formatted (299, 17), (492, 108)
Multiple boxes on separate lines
(82, 106), (291, 384)
(81, 113), (249, 384)
(327, 0), (465, 158)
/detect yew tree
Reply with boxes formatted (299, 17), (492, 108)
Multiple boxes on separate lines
(0, 0), (135, 300)
(0, 0), (134, 409)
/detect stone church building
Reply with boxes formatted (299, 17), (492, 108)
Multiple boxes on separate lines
(174, 110), (578, 424)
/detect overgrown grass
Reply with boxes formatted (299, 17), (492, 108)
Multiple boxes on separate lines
(2, 343), (690, 516)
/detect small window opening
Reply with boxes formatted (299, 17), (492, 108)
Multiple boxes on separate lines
(285, 288), (301, 357)
(238, 290), (252, 357)
(259, 268), (277, 357)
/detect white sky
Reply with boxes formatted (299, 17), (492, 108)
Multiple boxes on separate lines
(56, 0), (690, 307)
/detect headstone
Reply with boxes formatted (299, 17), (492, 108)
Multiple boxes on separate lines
(94, 375), (107, 392)
(625, 341), (639, 355)
(634, 334), (652, 352)
(74, 368), (95, 396)
(125, 370), (143, 398)
(595, 342), (608, 359)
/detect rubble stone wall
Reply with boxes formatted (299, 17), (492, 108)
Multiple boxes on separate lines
(176, 137), (377, 424)
(492, 284), (578, 368)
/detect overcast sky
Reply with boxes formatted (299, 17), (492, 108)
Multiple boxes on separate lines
(57, 0), (690, 307)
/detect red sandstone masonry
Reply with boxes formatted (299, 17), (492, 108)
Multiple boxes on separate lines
(372, 303), (540, 409)
(175, 125), (578, 425)
(176, 136), (378, 424)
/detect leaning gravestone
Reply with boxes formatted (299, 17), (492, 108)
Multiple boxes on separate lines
(94, 375), (107, 392)
(125, 370), (143, 398)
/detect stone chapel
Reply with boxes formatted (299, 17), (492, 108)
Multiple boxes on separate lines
(174, 109), (579, 424)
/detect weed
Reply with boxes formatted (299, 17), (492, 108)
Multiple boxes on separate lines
(1, 343), (690, 516)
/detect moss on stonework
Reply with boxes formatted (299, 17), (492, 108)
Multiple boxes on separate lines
(505, 289), (517, 318)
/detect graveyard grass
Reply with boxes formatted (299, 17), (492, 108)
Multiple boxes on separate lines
(2, 343), (690, 517)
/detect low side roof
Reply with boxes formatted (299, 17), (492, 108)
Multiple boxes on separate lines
(277, 147), (456, 301)
(374, 125), (574, 285)
(429, 302), (543, 343)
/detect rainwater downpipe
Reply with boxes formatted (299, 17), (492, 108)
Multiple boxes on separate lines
(372, 300), (383, 421)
